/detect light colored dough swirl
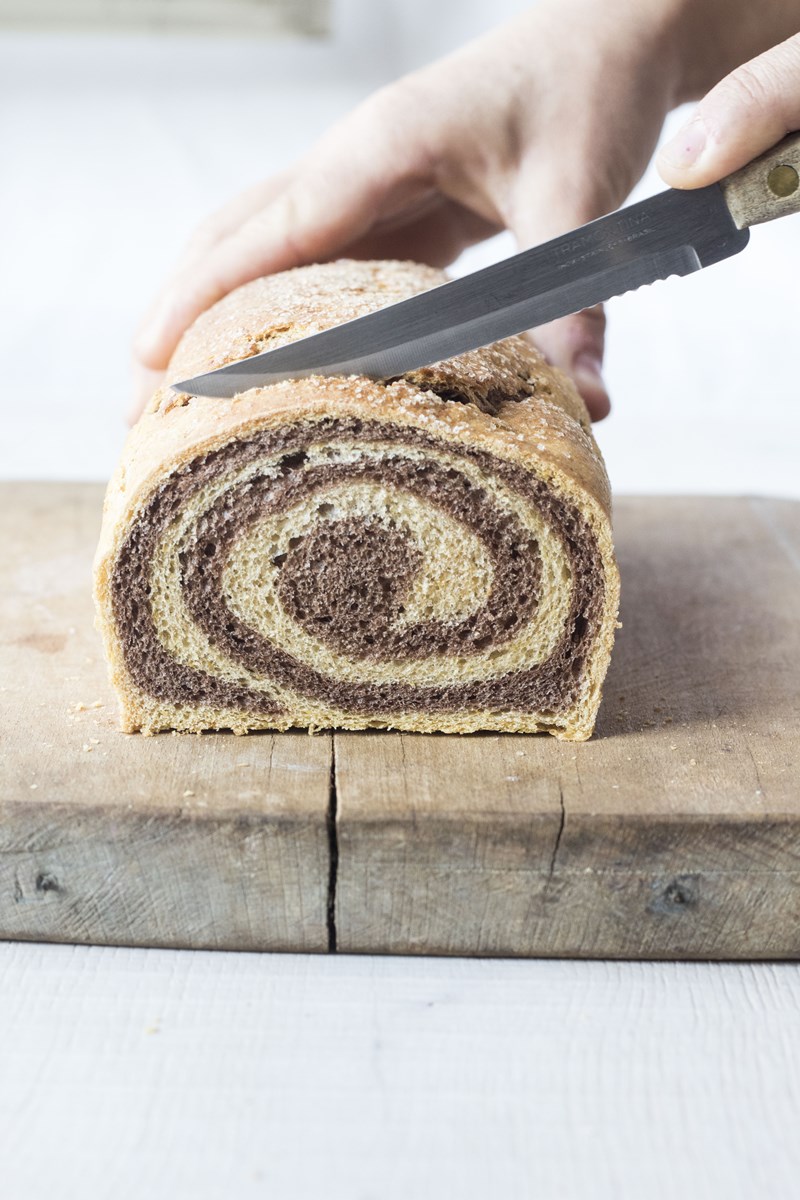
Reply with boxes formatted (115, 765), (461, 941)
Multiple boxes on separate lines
(110, 416), (604, 721)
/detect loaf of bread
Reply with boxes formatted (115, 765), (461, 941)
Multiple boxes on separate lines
(94, 260), (619, 740)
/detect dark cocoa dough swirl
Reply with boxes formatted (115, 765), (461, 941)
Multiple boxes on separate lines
(111, 417), (605, 717)
(185, 457), (541, 663)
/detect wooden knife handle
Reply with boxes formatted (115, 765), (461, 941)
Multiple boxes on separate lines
(721, 132), (800, 228)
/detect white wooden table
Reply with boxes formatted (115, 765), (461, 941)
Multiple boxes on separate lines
(2, 943), (799, 1198)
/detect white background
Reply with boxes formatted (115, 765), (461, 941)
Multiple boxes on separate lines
(1, 2), (799, 1197)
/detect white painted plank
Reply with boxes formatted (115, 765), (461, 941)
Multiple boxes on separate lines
(0, 0), (328, 37)
(2, 942), (799, 1199)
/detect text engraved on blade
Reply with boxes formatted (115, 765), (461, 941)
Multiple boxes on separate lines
(546, 209), (661, 266)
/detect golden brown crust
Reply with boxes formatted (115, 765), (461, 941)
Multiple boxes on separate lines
(94, 260), (618, 740)
(154, 260), (591, 431)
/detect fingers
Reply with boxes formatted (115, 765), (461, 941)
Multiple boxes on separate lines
(658, 33), (800, 188)
(134, 88), (424, 383)
(338, 193), (500, 266)
(168, 172), (296, 276)
(532, 307), (610, 422)
(133, 178), (335, 375)
(131, 169), (390, 414)
(130, 173), (296, 417)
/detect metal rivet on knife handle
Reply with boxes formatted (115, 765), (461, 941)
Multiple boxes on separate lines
(767, 163), (800, 198)
(721, 131), (800, 228)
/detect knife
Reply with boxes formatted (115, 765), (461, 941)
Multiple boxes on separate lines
(175, 133), (800, 398)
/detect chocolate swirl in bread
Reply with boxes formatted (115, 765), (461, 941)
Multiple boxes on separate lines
(94, 261), (619, 739)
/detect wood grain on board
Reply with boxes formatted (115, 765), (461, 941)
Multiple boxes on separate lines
(0, 484), (332, 953)
(1, 484), (798, 958)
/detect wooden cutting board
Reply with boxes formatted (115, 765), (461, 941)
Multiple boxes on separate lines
(1, 484), (798, 959)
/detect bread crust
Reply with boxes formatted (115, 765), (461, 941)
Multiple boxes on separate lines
(94, 260), (619, 740)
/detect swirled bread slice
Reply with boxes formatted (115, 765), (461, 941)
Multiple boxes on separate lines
(94, 260), (619, 740)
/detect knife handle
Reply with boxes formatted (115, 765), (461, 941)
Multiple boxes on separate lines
(721, 132), (800, 229)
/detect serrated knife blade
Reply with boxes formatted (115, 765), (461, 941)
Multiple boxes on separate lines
(173, 183), (750, 398)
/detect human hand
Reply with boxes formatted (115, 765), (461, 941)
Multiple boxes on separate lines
(133, 0), (693, 422)
(659, 31), (800, 189)
(131, 0), (800, 423)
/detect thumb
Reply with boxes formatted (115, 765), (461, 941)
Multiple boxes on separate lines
(134, 92), (420, 378)
(658, 33), (800, 188)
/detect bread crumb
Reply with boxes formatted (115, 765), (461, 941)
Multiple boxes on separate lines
(183, 789), (195, 797)
(82, 743), (93, 753)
